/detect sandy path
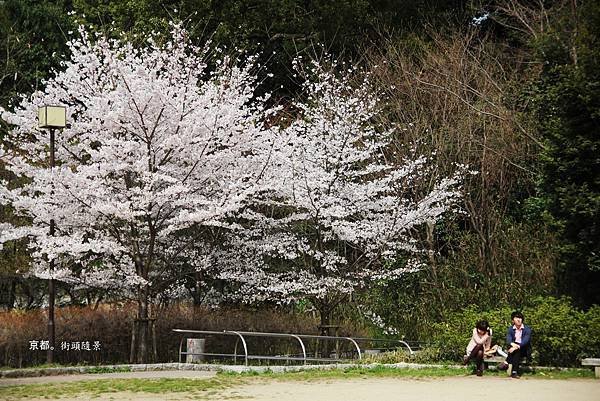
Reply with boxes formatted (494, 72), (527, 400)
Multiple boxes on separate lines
(1, 374), (599, 401)
(223, 376), (600, 401)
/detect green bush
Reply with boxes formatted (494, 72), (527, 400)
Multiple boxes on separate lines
(524, 297), (584, 366)
(430, 305), (512, 362)
(583, 305), (600, 358)
(359, 346), (445, 365)
(430, 297), (599, 367)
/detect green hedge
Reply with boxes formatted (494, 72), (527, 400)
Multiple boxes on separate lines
(430, 297), (600, 367)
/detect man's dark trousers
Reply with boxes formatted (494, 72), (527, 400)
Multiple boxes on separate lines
(507, 348), (522, 374)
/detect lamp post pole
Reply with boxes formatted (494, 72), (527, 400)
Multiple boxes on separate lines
(48, 127), (56, 364)
(38, 105), (66, 365)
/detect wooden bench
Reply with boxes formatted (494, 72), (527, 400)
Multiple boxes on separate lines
(582, 358), (600, 378)
(483, 355), (505, 366)
(483, 355), (510, 371)
(482, 355), (532, 373)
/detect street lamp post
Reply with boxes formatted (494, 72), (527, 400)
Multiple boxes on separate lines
(38, 105), (66, 364)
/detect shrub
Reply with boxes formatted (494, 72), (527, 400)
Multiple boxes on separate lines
(360, 346), (443, 365)
(524, 297), (585, 366)
(583, 305), (600, 358)
(429, 304), (512, 362)
(430, 296), (599, 367)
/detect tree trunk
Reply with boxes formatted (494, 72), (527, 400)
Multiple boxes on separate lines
(129, 277), (152, 364)
(316, 299), (342, 358)
(9, 279), (16, 309)
(135, 284), (150, 364)
(190, 271), (204, 305)
(317, 298), (332, 333)
(129, 320), (137, 363)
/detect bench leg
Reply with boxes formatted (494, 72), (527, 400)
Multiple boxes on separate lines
(596, 367), (600, 379)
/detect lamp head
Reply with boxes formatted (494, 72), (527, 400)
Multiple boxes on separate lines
(38, 106), (66, 129)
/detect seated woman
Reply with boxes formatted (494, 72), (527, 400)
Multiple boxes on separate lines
(463, 319), (492, 376)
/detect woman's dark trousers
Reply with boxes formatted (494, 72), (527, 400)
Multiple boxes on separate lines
(466, 344), (484, 372)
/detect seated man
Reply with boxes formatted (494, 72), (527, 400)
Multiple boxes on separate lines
(500, 311), (532, 378)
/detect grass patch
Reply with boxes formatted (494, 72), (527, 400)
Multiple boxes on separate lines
(0, 377), (234, 400)
(230, 365), (464, 381)
(273, 366), (466, 380)
(221, 364), (595, 381)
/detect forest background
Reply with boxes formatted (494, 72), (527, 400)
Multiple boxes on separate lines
(0, 0), (598, 368)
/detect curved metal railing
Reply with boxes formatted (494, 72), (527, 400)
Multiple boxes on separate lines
(173, 329), (414, 366)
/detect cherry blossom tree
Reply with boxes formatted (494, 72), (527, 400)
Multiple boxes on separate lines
(220, 59), (465, 334)
(0, 24), (276, 362)
(0, 19), (466, 360)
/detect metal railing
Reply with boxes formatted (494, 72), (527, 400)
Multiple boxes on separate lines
(173, 329), (414, 366)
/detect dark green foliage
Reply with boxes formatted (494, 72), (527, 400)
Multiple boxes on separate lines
(531, 1), (600, 306)
(0, 0), (472, 111)
(430, 297), (600, 367)
(429, 303), (512, 360)
(360, 218), (556, 341)
(69, 0), (469, 49)
(69, 0), (470, 97)
(0, 0), (74, 109)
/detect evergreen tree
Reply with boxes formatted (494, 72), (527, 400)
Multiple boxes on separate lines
(533, 1), (600, 306)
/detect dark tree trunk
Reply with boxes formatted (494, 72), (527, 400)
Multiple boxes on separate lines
(130, 251), (154, 364)
(135, 284), (150, 364)
(319, 304), (331, 335)
(316, 298), (341, 358)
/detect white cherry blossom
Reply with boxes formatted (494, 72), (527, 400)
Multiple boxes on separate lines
(0, 24), (275, 361)
(222, 59), (465, 328)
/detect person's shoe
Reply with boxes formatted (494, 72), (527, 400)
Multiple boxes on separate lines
(476, 369), (483, 376)
(498, 362), (508, 370)
(511, 372), (520, 379)
(507, 364), (513, 377)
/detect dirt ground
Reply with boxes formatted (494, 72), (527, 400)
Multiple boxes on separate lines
(223, 376), (600, 401)
(1, 372), (599, 401)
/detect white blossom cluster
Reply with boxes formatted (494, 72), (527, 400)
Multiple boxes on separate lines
(362, 309), (399, 336)
(0, 25), (465, 309)
(217, 58), (465, 306)
(0, 24), (274, 293)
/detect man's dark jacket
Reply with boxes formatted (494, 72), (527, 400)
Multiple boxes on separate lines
(506, 324), (532, 358)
